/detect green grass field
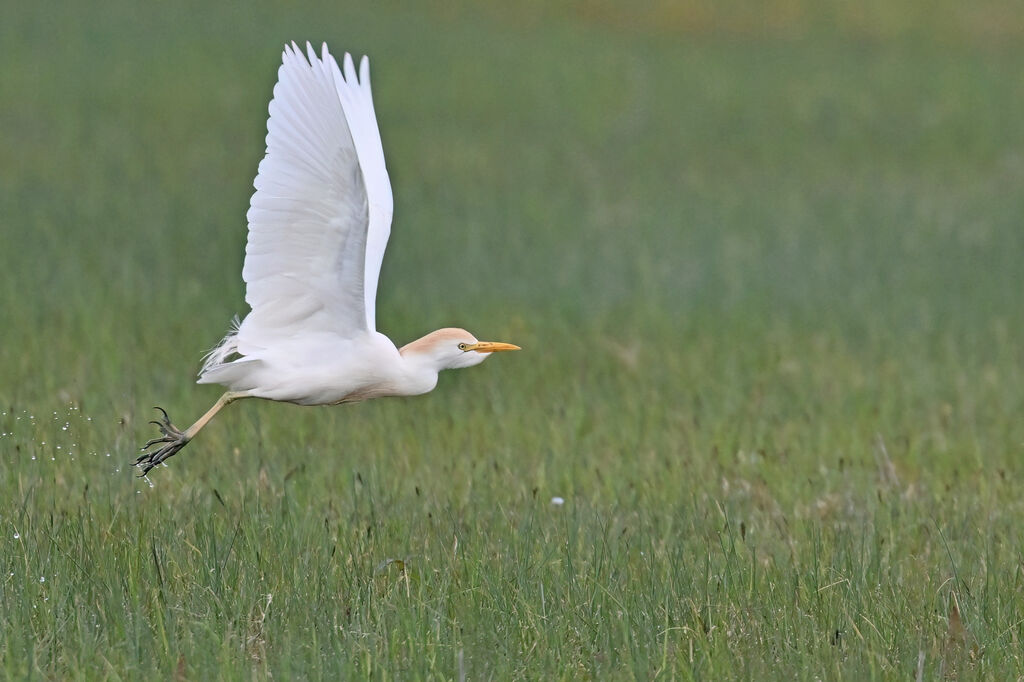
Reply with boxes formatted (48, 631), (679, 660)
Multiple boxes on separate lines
(3, 1), (1024, 678)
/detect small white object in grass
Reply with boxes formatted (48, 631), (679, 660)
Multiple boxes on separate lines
(39, 576), (45, 583)
(551, 496), (565, 506)
(13, 533), (19, 539)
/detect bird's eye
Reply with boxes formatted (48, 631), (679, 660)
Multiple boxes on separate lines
(458, 343), (469, 351)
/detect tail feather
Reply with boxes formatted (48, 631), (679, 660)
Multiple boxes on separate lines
(198, 316), (242, 379)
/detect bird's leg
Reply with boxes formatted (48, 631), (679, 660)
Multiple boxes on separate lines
(134, 392), (245, 476)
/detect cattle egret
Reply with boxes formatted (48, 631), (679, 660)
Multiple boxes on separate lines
(135, 42), (519, 476)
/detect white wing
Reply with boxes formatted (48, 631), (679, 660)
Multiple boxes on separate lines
(239, 42), (393, 351)
(331, 50), (394, 331)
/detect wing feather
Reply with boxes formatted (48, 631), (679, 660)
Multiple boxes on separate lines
(328, 48), (393, 331)
(237, 42), (393, 356)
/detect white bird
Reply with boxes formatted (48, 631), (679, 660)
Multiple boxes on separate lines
(135, 42), (519, 476)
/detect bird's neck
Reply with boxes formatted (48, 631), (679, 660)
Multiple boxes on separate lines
(393, 346), (440, 397)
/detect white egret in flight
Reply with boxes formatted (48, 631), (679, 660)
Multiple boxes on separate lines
(135, 42), (519, 476)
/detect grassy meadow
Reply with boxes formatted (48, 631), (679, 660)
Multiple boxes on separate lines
(2, 1), (1024, 678)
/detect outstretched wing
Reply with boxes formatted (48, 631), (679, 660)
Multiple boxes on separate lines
(239, 42), (393, 350)
(332, 50), (393, 331)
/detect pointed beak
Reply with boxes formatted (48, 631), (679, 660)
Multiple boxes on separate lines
(467, 341), (521, 353)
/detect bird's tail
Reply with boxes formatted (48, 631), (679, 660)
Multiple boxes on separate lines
(198, 316), (243, 379)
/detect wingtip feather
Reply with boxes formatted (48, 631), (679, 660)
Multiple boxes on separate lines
(359, 55), (370, 85)
(343, 52), (357, 82)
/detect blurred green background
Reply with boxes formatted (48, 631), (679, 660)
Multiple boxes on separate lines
(2, 1), (1023, 678)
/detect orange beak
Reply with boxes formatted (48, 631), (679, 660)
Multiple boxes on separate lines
(466, 341), (521, 353)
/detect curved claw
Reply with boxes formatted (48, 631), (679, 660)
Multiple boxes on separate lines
(147, 407), (185, 439)
(148, 421), (175, 438)
(135, 407), (190, 475)
(141, 435), (174, 450)
(134, 438), (189, 475)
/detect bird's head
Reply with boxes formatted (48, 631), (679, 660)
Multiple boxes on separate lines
(400, 327), (520, 370)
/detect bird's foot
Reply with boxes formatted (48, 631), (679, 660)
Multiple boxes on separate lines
(134, 407), (190, 476)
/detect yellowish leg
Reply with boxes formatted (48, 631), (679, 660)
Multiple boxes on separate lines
(135, 391), (248, 475)
(183, 391), (245, 440)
